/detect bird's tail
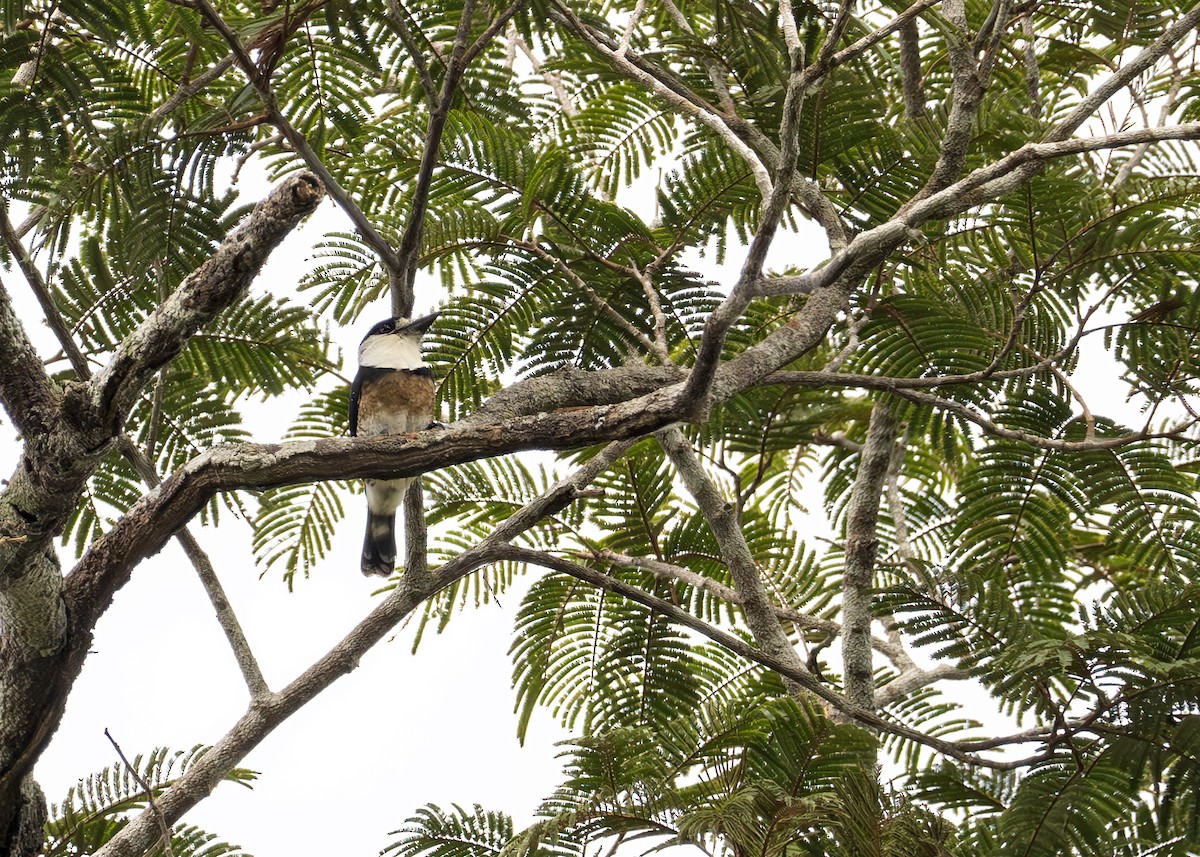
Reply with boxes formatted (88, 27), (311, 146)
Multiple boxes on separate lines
(361, 512), (396, 577)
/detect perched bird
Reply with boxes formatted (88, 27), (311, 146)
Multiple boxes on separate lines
(349, 312), (439, 576)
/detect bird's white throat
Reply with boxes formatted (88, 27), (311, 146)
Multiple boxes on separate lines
(359, 335), (426, 370)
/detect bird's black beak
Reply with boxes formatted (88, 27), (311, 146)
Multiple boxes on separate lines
(398, 312), (440, 334)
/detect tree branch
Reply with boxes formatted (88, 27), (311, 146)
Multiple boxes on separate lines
(1045, 6), (1200, 144)
(148, 52), (239, 122)
(657, 427), (821, 707)
(92, 441), (636, 857)
(826, 0), (940, 76)
(754, 123), (1200, 301)
(593, 548), (957, 678)
(497, 546), (1043, 770)
(115, 437), (270, 699)
(385, 0), (438, 107)
(841, 399), (900, 712)
(679, 44), (808, 411)
(89, 173), (324, 430)
(908, 0), (985, 202)
(190, 0), (406, 287)
(898, 18), (926, 119)
(390, 0), (478, 316)
(0, 277), (59, 439)
(550, 0), (775, 200)
(0, 173), (321, 840)
(0, 201), (89, 379)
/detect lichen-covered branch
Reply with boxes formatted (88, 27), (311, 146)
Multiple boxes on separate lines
(841, 400), (900, 712)
(90, 173), (324, 430)
(657, 427), (821, 706)
(0, 172), (322, 854)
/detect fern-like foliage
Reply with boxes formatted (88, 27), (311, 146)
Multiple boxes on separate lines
(252, 389), (351, 586)
(43, 746), (255, 857)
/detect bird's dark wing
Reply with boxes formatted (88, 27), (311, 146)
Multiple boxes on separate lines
(349, 371), (363, 437)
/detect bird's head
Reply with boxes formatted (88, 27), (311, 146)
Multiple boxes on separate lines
(358, 312), (439, 369)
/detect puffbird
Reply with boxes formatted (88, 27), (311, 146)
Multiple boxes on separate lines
(349, 312), (439, 576)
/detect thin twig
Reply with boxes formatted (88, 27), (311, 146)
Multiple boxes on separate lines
(517, 239), (667, 361)
(385, 0), (438, 106)
(499, 545), (1050, 771)
(190, 0), (405, 288)
(1112, 52), (1186, 189)
(632, 265), (672, 360)
(104, 729), (176, 857)
(116, 436), (271, 699)
(551, 0), (774, 200)
(516, 33), (577, 116)
(594, 548), (949, 672)
(0, 199), (89, 378)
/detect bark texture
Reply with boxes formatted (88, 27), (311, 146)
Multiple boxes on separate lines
(841, 401), (900, 712)
(0, 172), (324, 855)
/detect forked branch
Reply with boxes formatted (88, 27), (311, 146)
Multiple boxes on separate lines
(93, 441), (636, 857)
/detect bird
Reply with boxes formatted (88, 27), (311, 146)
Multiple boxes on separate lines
(349, 312), (439, 577)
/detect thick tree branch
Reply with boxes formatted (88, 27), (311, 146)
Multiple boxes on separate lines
(0, 278), (59, 440)
(90, 172), (324, 431)
(93, 441), (635, 857)
(657, 427), (821, 707)
(841, 399), (900, 712)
